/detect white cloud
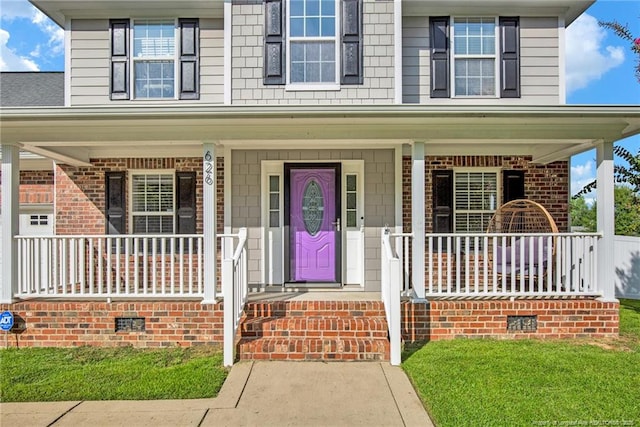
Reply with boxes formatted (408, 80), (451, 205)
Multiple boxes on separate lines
(0, 28), (39, 71)
(571, 159), (596, 201)
(566, 13), (625, 94)
(0, 1), (63, 70)
(32, 10), (64, 55)
(0, 0), (34, 20)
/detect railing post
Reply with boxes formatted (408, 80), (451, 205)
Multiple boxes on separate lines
(411, 141), (426, 299)
(596, 141), (617, 302)
(1, 143), (20, 303)
(223, 256), (234, 367)
(389, 256), (402, 366)
(202, 143), (217, 304)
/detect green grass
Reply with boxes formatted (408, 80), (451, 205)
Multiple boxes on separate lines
(403, 299), (640, 427)
(0, 346), (228, 402)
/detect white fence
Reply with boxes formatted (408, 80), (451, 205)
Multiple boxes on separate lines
(614, 235), (640, 299)
(16, 234), (204, 299)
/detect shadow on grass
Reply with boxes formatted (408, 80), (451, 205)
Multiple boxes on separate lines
(402, 341), (430, 362)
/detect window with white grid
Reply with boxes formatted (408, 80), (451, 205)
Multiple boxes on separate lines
(452, 17), (497, 97)
(454, 171), (498, 233)
(288, 0), (338, 84)
(132, 20), (176, 99)
(130, 172), (175, 234)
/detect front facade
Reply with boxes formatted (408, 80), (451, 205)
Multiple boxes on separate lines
(1, 0), (639, 363)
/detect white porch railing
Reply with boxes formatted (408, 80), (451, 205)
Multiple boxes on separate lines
(16, 234), (204, 299)
(383, 232), (603, 299)
(381, 228), (404, 366)
(221, 228), (248, 367)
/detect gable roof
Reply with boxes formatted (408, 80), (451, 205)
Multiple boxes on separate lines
(0, 72), (64, 107)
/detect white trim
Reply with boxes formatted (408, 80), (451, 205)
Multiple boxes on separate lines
(558, 16), (566, 105)
(394, 0), (403, 104)
(224, 0), (232, 105)
(450, 16), (499, 99)
(64, 18), (71, 107)
(285, 84), (341, 92)
(342, 160), (365, 286)
(224, 146), (232, 236)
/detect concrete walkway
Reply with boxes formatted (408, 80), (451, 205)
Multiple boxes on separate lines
(1, 361), (434, 427)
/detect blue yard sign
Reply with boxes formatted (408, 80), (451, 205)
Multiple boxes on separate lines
(0, 311), (14, 331)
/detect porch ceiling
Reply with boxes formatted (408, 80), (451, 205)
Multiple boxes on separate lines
(1, 105), (638, 165)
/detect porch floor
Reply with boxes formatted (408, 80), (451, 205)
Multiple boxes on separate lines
(248, 289), (381, 302)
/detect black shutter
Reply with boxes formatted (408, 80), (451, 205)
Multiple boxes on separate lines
(176, 172), (197, 234)
(341, 0), (363, 85)
(179, 19), (200, 100)
(499, 17), (520, 98)
(105, 172), (125, 234)
(502, 170), (525, 203)
(432, 170), (453, 233)
(264, 0), (285, 85)
(429, 17), (450, 98)
(110, 19), (129, 100)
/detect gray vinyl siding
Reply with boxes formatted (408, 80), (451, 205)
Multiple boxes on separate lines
(402, 16), (560, 105)
(69, 18), (224, 106)
(231, 149), (395, 289)
(231, 0), (395, 105)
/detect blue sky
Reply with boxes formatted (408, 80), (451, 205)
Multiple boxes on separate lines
(0, 0), (638, 198)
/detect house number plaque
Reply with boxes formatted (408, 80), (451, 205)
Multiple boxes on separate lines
(204, 151), (214, 186)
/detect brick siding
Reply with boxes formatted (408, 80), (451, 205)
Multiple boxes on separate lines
(55, 158), (224, 235)
(401, 299), (619, 342)
(402, 155), (570, 233)
(0, 170), (54, 205)
(0, 301), (224, 348)
(0, 298), (617, 348)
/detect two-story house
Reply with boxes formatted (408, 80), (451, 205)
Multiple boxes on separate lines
(1, 0), (639, 365)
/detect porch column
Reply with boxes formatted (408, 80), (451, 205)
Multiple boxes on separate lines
(596, 141), (616, 301)
(202, 143), (217, 304)
(1, 143), (20, 303)
(412, 141), (426, 299)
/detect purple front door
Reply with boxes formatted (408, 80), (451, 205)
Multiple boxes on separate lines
(287, 166), (340, 282)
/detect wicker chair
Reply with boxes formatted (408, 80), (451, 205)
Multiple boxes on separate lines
(486, 199), (558, 286)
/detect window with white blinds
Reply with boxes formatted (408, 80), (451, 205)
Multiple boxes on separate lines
(133, 20), (176, 99)
(131, 172), (175, 234)
(454, 171), (497, 233)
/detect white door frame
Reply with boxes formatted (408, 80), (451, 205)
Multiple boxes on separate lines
(261, 160), (365, 287)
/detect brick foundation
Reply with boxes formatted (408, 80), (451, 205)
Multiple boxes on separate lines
(0, 298), (618, 349)
(0, 301), (224, 348)
(401, 299), (619, 342)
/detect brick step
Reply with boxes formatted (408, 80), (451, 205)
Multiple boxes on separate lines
(244, 301), (386, 318)
(237, 337), (390, 361)
(241, 316), (389, 338)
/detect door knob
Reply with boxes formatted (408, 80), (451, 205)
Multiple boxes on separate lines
(332, 218), (341, 232)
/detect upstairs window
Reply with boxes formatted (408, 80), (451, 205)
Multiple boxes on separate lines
(110, 18), (199, 101)
(288, 0), (338, 84)
(452, 18), (497, 97)
(263, 0), (362, 87)
(133, 20), (176, 99)
(429, 16), (520, 99)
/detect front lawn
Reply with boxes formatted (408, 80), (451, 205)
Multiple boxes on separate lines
(0, 346), (228, 402)
(403, 299), (640, 427)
